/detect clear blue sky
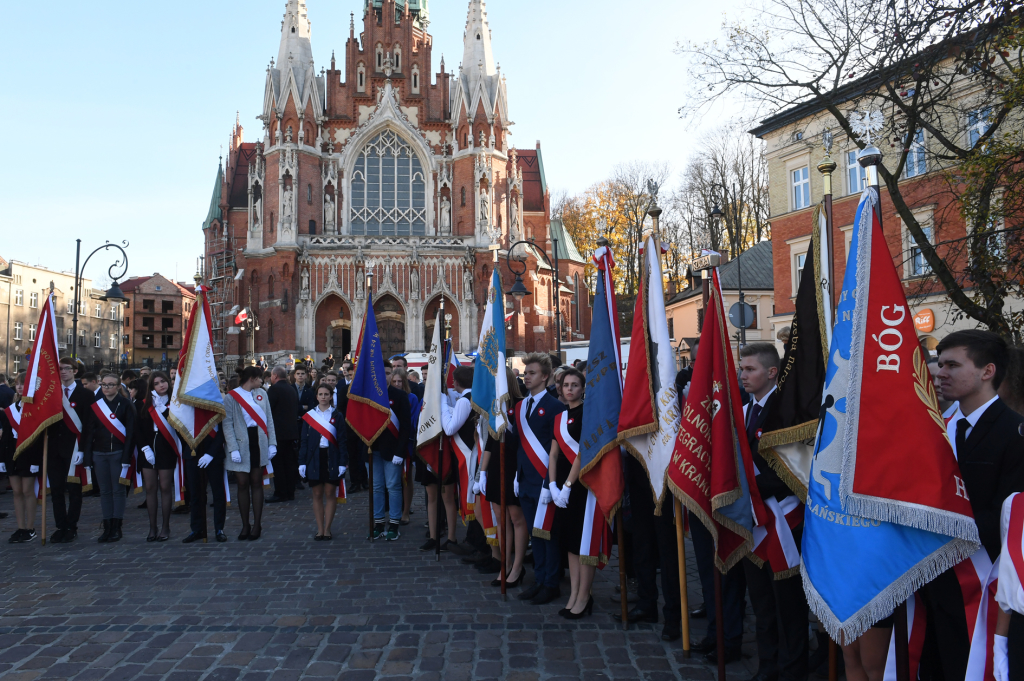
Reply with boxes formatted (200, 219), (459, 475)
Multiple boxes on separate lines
(2, 0), (737, 281)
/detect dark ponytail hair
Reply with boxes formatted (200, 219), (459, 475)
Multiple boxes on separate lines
(237, 366), (263, 384)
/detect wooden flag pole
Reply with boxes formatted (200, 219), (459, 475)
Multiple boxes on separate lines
(714, 569), (726, 681)
(616, 510), (628, 630)
(674, 498), (691, 657)
(366, 272), (376, 543)
(40, 431), (49, 545)
(499, 437), (507, 600)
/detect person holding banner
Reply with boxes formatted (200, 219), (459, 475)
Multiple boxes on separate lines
(438, 364), (477, 554)
(48, 357), (95, 543)
(389, 368), (419, 527)
(299, 383), (348, 540)
(1, 376), (41, 543)
(182, 423), (228, 543)
(367, 361), (411, 542)
(995, 492), (1024, 680)
(223, 366), (278, 541)
(82, 373), (136, 543)
(136, 371), (182, 542)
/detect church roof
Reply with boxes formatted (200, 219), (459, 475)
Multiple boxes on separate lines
(515, 148), (546, 212)
(365, 0), (429, 28)
(203, 164), (223, 231)
(550, 219), (585, 264)
(228, 144), (258, 209)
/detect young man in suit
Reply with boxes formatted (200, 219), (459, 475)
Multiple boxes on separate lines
(919, 330), (1024, 679)
(510, 353), (567, 605)
(369, 360), (412, 541)
(267, 366), (300, 503)
(48, 358), (97, 543)
(738, 342), (808, 679)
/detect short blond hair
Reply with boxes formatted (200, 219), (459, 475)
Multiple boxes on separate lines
(523, 353), (553, 377)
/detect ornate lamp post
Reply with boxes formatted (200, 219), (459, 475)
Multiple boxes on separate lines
(506, 239), (561, 356)
(71, 240), (129, 363)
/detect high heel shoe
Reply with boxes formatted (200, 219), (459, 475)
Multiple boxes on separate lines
(237, 527), (251, 541)
(491, 570), (524, 588)
(562, 597), (594, 619)
(248, 526), (262, 541)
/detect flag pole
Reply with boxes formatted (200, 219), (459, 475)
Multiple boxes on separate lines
(40, 431), (49, 545)
(499, 436), (507, 600)
(616, 510), (628, 630)
(437, 299), (447, 562)
(366, 271), (375, 543)
(674, 498), (691, 656)
(818, 132), (841, 681)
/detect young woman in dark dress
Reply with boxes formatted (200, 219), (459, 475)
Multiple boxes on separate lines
(136, 371), (181, 541)
(299, 384), (348, 540)
(547, 368), (594, 618)
(1, 376), (42, 543)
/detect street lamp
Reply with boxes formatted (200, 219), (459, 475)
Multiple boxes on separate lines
(71, 239), (129, 363)
(505, 238), (562, 355)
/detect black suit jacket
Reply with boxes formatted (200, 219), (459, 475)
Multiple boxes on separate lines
(0, 384), (14, 409)
(371, 386), (412, 460)
(958, 397), (1024, 560)
(50, 383), (96, 459)
(748, 391), (791, 501)
(268, 380), (300, 441)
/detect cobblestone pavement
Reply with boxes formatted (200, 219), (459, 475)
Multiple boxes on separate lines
(0, 481), (765, 680)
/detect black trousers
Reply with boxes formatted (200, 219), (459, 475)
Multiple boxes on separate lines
(690, 514), (746, 647)
(465, 518), (488, 553)
(47, 452), (82, 531)
(273, 439), (298, 499)
(918, 566), (971, 681)
(625, 457), (681, 626)
(184, 453), (226, 535)
(349, 441), (369, 487)
(742, 543), (809, 681)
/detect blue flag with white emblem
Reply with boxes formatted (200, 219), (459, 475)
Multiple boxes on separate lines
(471, 268), (509, 438)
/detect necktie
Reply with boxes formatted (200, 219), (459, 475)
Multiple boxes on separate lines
(956, 418), (970, 458)
(746, 403), (762, 441)
(526, 396), (535, 418)
(65, 386), (71, 401)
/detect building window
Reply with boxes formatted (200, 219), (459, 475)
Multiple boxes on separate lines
(847, 151), (865, 195)
(268, 319), (275, 344)
(66, 329), (74, 346)
(668, 317), (675, 340)
(94, 332), (101, 348)
(143, 334), (154, 348)
(95, 303), (102, 318)
(307, 184), (312, 204)
(968, 107), (992, 148)
(309, 219), (317, 234)
(393, 47), (401, 71)
(13, 322), (21, 340)
(376, 45), (383, 70)
(357, 63), (366, 92)
(14, 290), (23, 306)
(904, 129), (927, 178)
(161, 318), (173, 330)
(110, 306), (117, 320)
(13, 357), (19, 374)
(143, 299), (155, 312)
(109, 333), (117, 349)
(13, 274), (21, 285)
(79, 330), (86, 346)
(162, 300), (173, 313)
(791, 166), (810, 211)
(268, 275), (275, 297)
(573, 273), (581, 331)
(162, 335), (173, 348)
(909, 226), (933, 277)
(29, 324), (38, 341)
(461, 187), (466, 207)
(796, 252), (807, 287)
(350, 130), (427, 236)
(67, 300), (74, 314)
(29, 292), (39, 308)
(411, 65), (420, 93)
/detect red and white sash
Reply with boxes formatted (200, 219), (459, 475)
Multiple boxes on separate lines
(883, 592), (927, 681)
(450, 428), (475, 521)
(997, 493), (1024, 616)
(579, 489), (612, 569)
(91, 399), (126, 442)
(516, 398), (549, 479)
(532, 492), (557, 540)
(61, 393), (89, 486)
(751, 495), (804, 576)
(387, 408), (400, 438)
(262, 460), (275, 489)
(303, 410), (339, 447)
(336, 477), (347, 501)
(553, 412), (580, 465)
(62, 393), (82, 440)
(4, 403), (21, 441)
(149, 404), (186, 506)
(953, 548), (1001, 680)
(229, 388), (268, 435)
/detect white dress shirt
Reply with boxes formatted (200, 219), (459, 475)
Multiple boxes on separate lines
(308, 405), (334, 448)
(441, 388), (473, 436)
(946, 394), (1000, 459)
(742, 384), (777, 422)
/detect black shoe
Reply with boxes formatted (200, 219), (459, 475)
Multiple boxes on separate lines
(266, 495), (288, 504)
(530, 586), (561, 605)
(690, 603), (707, 619)
(705, 646), (742, 665)
(492, 570), (525, 588)
(248, 526), (262, 541)
(439, 538), (455, 552)
(97, 519), (112, 543)
(215, 531), (227, 542)
(614, 605), (659, 624)
(562, 597), (594, 619)
(475, 557), (502, 574)
(182, 532), (206, 544)
(50, 529), (67, 543)
(517, 583), (543, 601)
(691, 638), (716, 654)
(661, 624), (682, 642)
(172, 505), (190, 515)
(108, 519), (123, 542)
(137, 499), (148, 509)
(419, 538), (437, 551)
(62, 529), (77, 543)
(8, 529), (28, 543)
(238, 527), (251, 541)
(447, 540), (475, 556)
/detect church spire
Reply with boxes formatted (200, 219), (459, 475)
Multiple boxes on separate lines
(277, 0), (313, 72)
(461, 0), (495, 79)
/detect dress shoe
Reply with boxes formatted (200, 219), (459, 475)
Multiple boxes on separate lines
(182, 532), (206, 544)
(215, 531), (227, 542)
(530, 586), (561, 605)
(61, 529), (77, 543)
(705, 645), (742, 665)
(690, 603), (707, 619)
(562, 597), (594, 619)
(614, 606), (659, 624)
(248, 526), (262, 540)
(238, 527), (251, 541)
(419, 538), (438, 551)
(691, 638), (716, 654)
(492, 570), (524, 588)
(266, 495), (289, 504)
(173, 505), (190, 515)
(661, 624), (682, 642)
(447, 540), (475, 556)
(517, 583), (543, 601)
(50, 529), (67, 543)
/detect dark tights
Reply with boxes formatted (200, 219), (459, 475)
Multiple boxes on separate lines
(142, 468), (173, 538)
(235, 469), (264, 532)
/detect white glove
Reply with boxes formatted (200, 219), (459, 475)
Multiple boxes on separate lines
(120, 464), (130, 478)
(71, 451), (83, 466)
(994, 634), (1008, 681)
(472, 479), (481, 495)
(392, 455), (404, 467)
(555, 485), (572, 508)
(268, 445), (277, 459)
(0, 462), (5, 473)
(143, 446), (156, 466)
(513, 473), (519, 497)
(539, 486), (552, 505)
(231, 451), (242, 464)
(339, 465), (347, 476)
(549, 481), (561, 498)
(298, 465), (307, 479)
(478, 471), (487, 494)
(198, 454), (213, 468)
(30, 465), (40, 474)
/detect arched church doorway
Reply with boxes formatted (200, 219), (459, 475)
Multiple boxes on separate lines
(374, 294), (406, 359)
(423, 295), (460, 351)
(315, 294), (352, 360)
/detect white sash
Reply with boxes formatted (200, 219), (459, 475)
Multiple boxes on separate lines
(230, 388), (268, 434)
(303, 410), (338, 446)
(4, 403), (21, 440)
(92, 399), (127, 442)
(554, 412), (580, 464)
(516, 398), (549, 478)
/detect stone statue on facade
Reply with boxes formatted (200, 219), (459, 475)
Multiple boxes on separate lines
(356, 270), (365, 299)
(300, 268), (310, 298)
(411, 265), (420, 300)
(510, 196), (520, 236)
(252, 197), (262, 231)
(282, 186), (294, 229)
(478, 188), (489, 223)
(324, 193), (336, 233)
(440, 196), (451, 234)
(463, 266), (474, 301)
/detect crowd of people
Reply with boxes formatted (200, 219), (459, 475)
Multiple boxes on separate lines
(2, 329), (1023, 680)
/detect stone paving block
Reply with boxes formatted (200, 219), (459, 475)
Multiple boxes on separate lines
(347, 650), (381, 669)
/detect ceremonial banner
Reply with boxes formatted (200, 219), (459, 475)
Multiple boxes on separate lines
(471, 269), (509, 438)
(618, 234), (680, 511)
(758, 207), (831, 500)
(15, 293), (62, 457)
(415, 310), (444, 471)
(170, 285), (225, 453)
(882, 593), (927, 681)
(579, 246), (625, 521)
(668, 268), (766, 570)
(346, 295), (391, 445)
(802, 187), (979, 642)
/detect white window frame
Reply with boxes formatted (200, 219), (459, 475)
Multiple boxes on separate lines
(902, 209), (935, 279)
(110, 306), (118, 320)
(14, 289), (23, 306)
(786, 235), (812, 297)
(13, 357), (20, 374)
(968, 107), (992, 149)
(29, 324), (37, 341)
(94, 332), (101, 348)
(67, 300), (74, 315)
(29, 292), (38, 308)
(904, 129), (927, 179)
(847, 150), (866, 195)
(95, 303), (102, 318)
(791, 166), (811, 211)
(109, 333), (117, 349)
(66, 329), (74, 346)
(13, 322), (22, 340)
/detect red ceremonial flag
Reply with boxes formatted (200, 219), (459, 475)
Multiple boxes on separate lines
(668, 269), (766, 571)
(15, 292), (63, 458)
(618, 285), (655, 439)
(234, 308), (249, 325)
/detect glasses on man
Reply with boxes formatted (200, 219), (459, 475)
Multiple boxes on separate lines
(100, 382), (119, 389)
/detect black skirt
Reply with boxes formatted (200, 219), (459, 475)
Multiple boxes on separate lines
(9, 450), (41, 477)
(558, 483), (590, 555)
(308, 448), (340, 487)
(247, 426), (262, 472)
(484, 434), (519, 507)
(414, 449), (457, 486)
(138, 437), (178, 471)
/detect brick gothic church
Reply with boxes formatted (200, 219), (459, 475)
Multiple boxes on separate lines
(202, 0), (590, 366)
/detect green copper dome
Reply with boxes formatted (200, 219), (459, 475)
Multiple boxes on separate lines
(365, 0), (429, 27)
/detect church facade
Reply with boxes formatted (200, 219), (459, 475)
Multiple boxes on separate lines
(203, 0), (590, 366)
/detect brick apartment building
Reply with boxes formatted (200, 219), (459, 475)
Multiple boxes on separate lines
(120, 274), (196, 368)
